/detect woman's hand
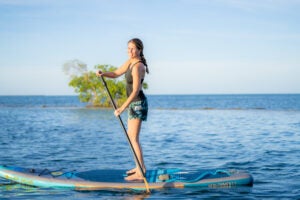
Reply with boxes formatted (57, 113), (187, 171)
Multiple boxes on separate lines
(95, 70), (103, 77)
(114, 107), (125, 117)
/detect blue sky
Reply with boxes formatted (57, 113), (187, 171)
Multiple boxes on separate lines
(0, 0), (299, 95)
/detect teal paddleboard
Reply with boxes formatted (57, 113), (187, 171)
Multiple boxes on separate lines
(0, 165), (253, 191)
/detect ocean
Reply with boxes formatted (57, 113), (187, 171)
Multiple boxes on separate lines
(0, 94), (299, 199)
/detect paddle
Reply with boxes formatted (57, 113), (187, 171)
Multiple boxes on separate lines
(99, 76), (151, 193)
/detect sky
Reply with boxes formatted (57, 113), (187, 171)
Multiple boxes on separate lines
(0, 0), (300, 95)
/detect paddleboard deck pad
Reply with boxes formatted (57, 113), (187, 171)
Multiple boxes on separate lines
(0, 165), (253, 191)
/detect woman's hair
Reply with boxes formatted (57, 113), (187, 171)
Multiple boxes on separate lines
(128, 38), (149, 74)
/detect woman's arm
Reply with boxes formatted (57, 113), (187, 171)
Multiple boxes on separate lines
(96, 60), (131, 78)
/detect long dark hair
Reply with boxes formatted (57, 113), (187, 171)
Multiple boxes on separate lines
(128, 38), (149, 74)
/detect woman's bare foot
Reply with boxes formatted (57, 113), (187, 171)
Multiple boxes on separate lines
(125, 171), (144, 182)
(126, 167), (146, 176)
(126, 168), (137, 176)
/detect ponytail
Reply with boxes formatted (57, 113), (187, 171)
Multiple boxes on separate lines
(140, 51), (149, 74)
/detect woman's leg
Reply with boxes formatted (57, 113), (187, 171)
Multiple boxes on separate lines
(125, 118), (145, 180)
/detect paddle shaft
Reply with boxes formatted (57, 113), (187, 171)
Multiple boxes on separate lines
(100, 76), (150, 193)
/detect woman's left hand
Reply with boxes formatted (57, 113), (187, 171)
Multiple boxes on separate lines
(114, 108), (124, 117)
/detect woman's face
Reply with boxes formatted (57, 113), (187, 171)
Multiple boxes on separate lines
(127, 42), (140, 59)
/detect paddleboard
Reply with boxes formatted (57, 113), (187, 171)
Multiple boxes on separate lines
(0, 165), (253, 191)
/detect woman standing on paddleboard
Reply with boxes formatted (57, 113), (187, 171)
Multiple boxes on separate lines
(96, 38), (149, 181)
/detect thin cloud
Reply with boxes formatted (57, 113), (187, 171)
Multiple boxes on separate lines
(217, 0), (300, 12)
(181, 0), (300, 12)
(0, 0), (52, 6)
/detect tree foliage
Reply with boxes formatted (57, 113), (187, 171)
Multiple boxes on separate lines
(67, 64), (125, 107)
(66, 64), (148, 107)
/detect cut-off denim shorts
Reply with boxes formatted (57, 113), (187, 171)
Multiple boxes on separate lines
(128, 98), (148, 121)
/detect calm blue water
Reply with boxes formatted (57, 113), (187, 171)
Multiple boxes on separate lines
(0, 94), (300, 199)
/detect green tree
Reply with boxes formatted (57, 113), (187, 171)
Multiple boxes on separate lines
(65, 63), (148, 107)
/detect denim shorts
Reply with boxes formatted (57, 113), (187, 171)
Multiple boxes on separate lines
(128, 98), (148, 121)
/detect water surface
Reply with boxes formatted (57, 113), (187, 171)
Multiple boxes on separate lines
(1, 95), (299, 199)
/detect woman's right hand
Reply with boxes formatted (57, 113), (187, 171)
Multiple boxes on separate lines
(96, 70), (103, 77)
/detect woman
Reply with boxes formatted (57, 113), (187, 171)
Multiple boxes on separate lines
(96, 38), (149, 181)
